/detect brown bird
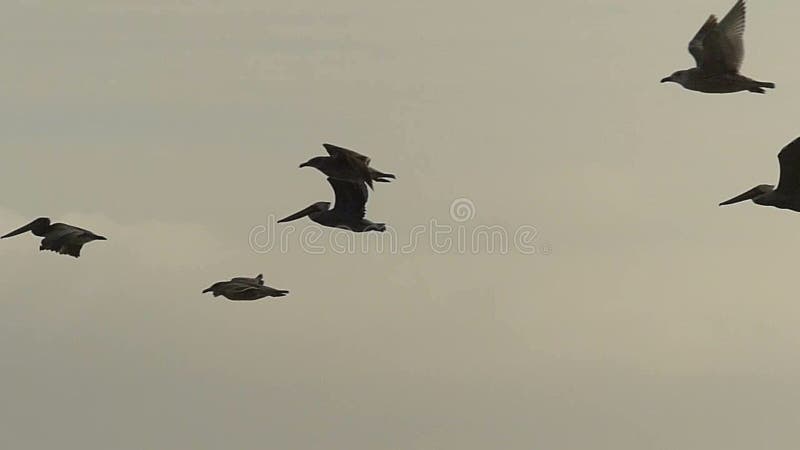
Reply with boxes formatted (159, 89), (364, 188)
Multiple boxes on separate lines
(202, 274), (289, 301)
(278, 177), (386, 232)
(299, 143), (395, 189)
(661, 0), (774, 94)
(1, 217), (107, 258)
(720, 137), (800, 211)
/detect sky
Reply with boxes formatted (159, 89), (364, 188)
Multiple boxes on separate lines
(2, 0), (800, 448)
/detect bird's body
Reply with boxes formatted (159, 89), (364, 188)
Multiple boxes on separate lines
(203, 274), (289, 301)
(661, 0), (774, 94)
(669, 69), (773, 94)
(720, 137), (800, 211)
(1, 217), (107, 258)
(300, 143), (395, 189)
(278, 177), (386, 232)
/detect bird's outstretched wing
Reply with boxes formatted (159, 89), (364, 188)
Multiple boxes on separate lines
(688, 15), (719, 67)
(323, 143), (374, 187)
(688, 0), (746, 73)
(328, 178), (367, 219)
(231, 274), (265, 286)
(777, 137), (800, 195)
(323, 143), (370, 164)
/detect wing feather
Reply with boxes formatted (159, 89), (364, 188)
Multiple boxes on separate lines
(777, 137), (800, 195)
(690, 0), (746, 73)
(328, 178), (367, 219)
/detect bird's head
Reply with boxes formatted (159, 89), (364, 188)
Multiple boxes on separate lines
(311, 201), (331, 212)
(299, 157), (326, 170)
(202, 282), (224, 295)
(1, 217), (51, 238)
(660, 70), (688, 85)
(719, 185), (775, 206)
(277, 202), (331, 223)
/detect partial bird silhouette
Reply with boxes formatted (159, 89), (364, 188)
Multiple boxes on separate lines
(300, 143), (395, 189)
(720, 137), (800, 211)
(1, 217), (106, 258)
(278, 177), (386, 232)
(202, 274), (289, 300)
(661, 0), (774, 94)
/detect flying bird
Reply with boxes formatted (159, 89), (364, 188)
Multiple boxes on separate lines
(278, 177), (386, 232)
(299, 143), (395, 189)
(202, 274), (289, 301)
(1, 217), (107, 258)
(719, 137), (800, 211)
(661, 0), (774, 94)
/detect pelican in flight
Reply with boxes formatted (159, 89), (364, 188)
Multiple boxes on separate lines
(202, 274), (289, 301)
(278, 177), (386, 232)
(661, 0), (774, 94)
(720, 137), (800, 211)
(299, 143), (395, 189)
(1, 217), (106, 258)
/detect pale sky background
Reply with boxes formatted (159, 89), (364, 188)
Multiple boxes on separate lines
(2, 0), (800, 448)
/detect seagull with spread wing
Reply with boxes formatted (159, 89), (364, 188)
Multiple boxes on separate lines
(719, 137), (800, 211)
(278, 177), (386, 232)
(1, 217), (107, 258)
(202, 274), (289, 301)
(299, 143), (395, 189)
(661, 0), (774, 94)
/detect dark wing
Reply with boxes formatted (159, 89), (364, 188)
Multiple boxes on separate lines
(688, 15), (719, 67)
(224, 282), (270, 300)
(323, 143), (374, 188)
(39, 224), (87, 258)
(323, 143), (371, 164)
(690, 0), (746, 73)
(230, 275), (265, 286)
(328, 178), (367, 219)
(776, 137), (800, 195)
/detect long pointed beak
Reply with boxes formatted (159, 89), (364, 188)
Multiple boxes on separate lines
(278, 205), (317, 223)
(1, 222), (34, 239)
(660, 77), (671, 83)
(719, 187), (764, 206)
(94, 235), (108, 241)
(299, 162), (309, 168)
(202, 287), (213, 293)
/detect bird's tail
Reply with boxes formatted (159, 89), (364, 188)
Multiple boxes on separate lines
(749, 81), (775, 93)
(371, 171), (396, 183)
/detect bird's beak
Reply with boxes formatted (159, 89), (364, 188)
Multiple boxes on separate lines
(719, 187), (764, 206)
(660, 76), (671, 83)
(277, 205), (317, 223)
(202, 287), (213, 293)
(1, 222), (34, 239)
(299, 162), (309, 168)
(95, 235), (108, 241)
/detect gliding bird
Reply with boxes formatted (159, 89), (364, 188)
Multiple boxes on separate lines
(278, 177), (386, 232)
(720, 137), (800, 212)
(202, 274), (289, 301)
(661, 0), (774, 94)
(1, 217), (107, 258)
(300, 143), (395, 189)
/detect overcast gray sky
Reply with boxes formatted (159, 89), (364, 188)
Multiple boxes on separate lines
(2, 0), (800, 449)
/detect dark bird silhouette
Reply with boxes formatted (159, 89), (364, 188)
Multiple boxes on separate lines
(299, 143), (395, 189)
(278, 177), (386, 232)
(1, 217), (106, 258)
(720, 137), (800, 211)
(661, 0), (774, 94)
(202, 274), (289, 301)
